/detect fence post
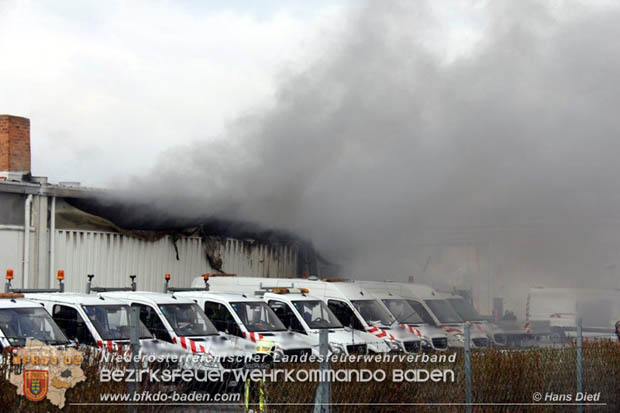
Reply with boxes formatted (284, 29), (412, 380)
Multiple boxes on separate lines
(314, 329), (331, 413)
(464, 322), (472, 413)
(128, 306), (140, 413)
(576, 317), (583, 413)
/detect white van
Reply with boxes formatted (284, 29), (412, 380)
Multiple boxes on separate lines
(262, 289), (391, 354)
(353, 281), (448, 351)
(173, 290), (319, 359)
(442, 292), (503, 345)
(25, 292), (171, 353)
(527, 287), (619, 341)
(0, 293), (72, 352)
(375, 283), (489, 348)
(196, 276), (420, 353)
(367, 291), (448, 351)
(98, 291), (256, 371)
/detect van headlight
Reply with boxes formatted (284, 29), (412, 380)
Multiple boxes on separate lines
(454, 334), (465, 342)
(386, 340), (401, 351)
(272, 348), (285, 362)
(329, 344), (345, 355)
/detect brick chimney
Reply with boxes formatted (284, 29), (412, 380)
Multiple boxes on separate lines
(0, 115), (31, 180)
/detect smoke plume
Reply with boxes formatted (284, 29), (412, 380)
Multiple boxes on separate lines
(123, 0), (620, 312)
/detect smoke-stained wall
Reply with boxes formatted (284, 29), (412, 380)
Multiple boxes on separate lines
(53, 230), (300, 293)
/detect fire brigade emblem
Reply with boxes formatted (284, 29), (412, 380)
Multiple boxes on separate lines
(10, 340), (86, 408)
(24, 370), (49, 402)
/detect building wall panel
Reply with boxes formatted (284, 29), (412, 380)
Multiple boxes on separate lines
(0, 227), (35, 288)
(53, 230), (298, 293)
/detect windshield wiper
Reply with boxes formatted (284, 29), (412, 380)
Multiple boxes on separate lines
(398, 312), (423, 325)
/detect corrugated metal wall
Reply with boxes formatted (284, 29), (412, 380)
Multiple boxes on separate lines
(0, 227), (29, 286)
(53, 230), (298, 293)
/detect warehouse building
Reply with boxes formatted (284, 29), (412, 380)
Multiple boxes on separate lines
(0, 114), (322, 293)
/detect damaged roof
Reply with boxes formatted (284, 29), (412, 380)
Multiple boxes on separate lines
(65, 195), (302, 244)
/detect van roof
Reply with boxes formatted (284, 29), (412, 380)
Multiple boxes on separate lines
(175, 291), (263, 303)
(392, 283), (438, 299)
(25, 292), (127, 306)
(354, 280), (438, 300)
(263, 292), (321, 301)
(365, 290), (405, 300)
(0, 297), (42, 310)
(99, 291), (195, 305)
(206, 276), (387, 301)
(294, 280), (374, 299)
(324, 281), (370, 298)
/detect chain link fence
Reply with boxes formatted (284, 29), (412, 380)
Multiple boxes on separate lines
(1, 325), (619, 412)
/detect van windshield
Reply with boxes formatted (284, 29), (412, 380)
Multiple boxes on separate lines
(231, 301), (287, 332)
(382, 299), (424, 324)
(0, 307), (69, 346)
(447, 298), (485, 322)
(159, 303), (218, 336)
(83, 305), (152, 340)
(351, 300), (395, 326)
(424, 300), (463, 324)
(292, 300), (343, 329)
(405, 300), (437, 325)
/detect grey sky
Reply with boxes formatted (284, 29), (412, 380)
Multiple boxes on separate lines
(0, 0), (348, 183)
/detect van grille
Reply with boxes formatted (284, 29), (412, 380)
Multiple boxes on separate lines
(346, 344), (367, 354)
(473, 338), (489, 348)
(403, 341), (420, 353)
(432, 338), (448, 349)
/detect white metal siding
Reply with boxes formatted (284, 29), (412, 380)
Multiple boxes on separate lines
(53, 230), (298, 293)
(0, 227), (34, 289)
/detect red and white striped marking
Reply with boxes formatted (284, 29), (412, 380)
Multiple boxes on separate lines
(97, 340), (129, 353)
(172, 336), (207, 353)
(367, 325), (396, 340)
(439, 325), (463, 334)
(400, 323), (423, 337)
(242, 331), (264, 343)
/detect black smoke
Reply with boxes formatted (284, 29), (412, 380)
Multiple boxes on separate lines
(119, 0), (620, 312)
